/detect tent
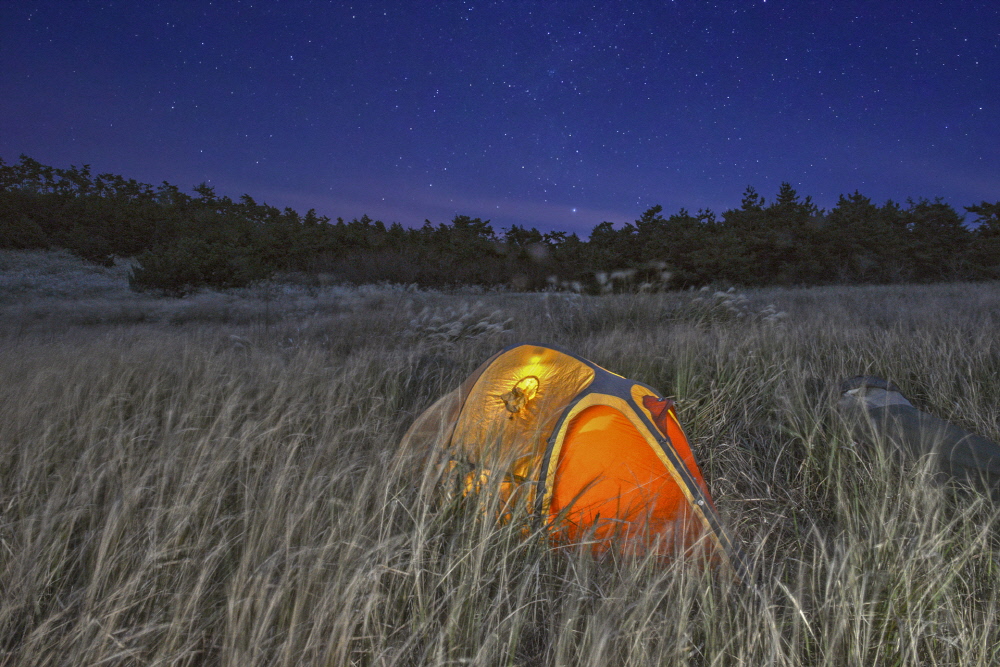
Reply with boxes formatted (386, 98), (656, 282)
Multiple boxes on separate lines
(840, 375), (1000, 496)
(401, 343), (747, 579)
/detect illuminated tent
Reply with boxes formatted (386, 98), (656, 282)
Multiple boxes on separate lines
(401, 343), (747, 578)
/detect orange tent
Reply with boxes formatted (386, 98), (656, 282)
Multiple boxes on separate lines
(401, 343), (747, 579)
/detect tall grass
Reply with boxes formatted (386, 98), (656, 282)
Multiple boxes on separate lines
(2, 252), (1000, 664)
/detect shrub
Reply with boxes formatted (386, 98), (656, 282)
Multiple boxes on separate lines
(0, 215), (49, 250)
(128, 237), (271, 296)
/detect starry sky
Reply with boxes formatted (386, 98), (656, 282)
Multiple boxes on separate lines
(2, 1), (998, 235)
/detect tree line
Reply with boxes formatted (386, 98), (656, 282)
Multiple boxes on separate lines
(1, 154), (998, 294)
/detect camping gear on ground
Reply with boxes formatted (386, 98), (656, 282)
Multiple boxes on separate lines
(401, 343), (748, 579)
(839, 375), (1000, 495)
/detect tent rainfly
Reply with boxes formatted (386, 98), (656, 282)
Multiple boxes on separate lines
(401, 343), (748, 579)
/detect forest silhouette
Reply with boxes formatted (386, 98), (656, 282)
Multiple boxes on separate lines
(2, 154), (998, 294)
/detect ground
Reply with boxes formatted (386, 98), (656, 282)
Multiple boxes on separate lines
(2, 249), (999, 665)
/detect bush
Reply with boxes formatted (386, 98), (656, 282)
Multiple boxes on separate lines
(128, 237), (272, 296)
(0, 215), (49, 250)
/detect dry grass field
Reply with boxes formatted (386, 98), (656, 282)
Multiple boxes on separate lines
(2, 249), (1000, 665)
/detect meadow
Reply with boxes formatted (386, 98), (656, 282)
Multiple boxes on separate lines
(2, 249), (1000, 666)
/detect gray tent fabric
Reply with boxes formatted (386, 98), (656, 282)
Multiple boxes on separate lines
(839, 376), (1000, 495)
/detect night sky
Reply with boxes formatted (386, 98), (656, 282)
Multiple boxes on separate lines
(2, 1), (998, 236)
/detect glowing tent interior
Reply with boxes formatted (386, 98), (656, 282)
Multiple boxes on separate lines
(401, 343), (748, 579)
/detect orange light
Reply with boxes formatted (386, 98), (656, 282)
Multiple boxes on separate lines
(501, 375), (539, 414)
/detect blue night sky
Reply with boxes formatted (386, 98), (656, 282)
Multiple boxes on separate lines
(2, 1), (998, 235)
